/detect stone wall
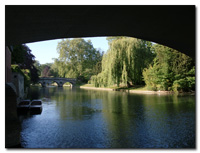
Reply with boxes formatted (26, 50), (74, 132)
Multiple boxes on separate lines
(12, 72), (24, 100)
(5, 83), (21, 148)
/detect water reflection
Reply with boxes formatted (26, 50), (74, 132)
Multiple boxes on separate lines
(22, 86), (195, 148)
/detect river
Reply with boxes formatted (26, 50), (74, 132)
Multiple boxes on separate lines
(19, 86), (195, 148)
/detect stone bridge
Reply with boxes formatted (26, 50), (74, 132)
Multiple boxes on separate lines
(38, 77), (76, 87)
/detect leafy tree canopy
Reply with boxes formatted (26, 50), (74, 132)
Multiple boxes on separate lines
(55, 38), (103, 82)
(143, 44), (195, 91)
(91, 37), (155, 87)
(12, 44), (39, 83)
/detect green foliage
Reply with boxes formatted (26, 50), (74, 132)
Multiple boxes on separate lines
(172, 66), (195, 92)
(33, 60), (42, 76)
(53, 38), (103, 82)
(49, 64), (59, 77)
(35, 61), (63, 78)
(11, 45), (26, 64)
(11, 64), (22, 73)
(172, 79), (188, 92)
(91, 37), (154, 87)
(12, 44), (39, 83)
(143, 44), (195, 92)
(11, 65), (31, 88)
(21, 69), (31, 88)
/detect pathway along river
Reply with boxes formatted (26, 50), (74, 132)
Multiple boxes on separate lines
(19, 86), (195, 148)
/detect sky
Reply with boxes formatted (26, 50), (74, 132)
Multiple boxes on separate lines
(26, 37), (109, 64)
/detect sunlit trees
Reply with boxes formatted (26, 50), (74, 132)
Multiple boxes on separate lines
(91, 37), (155, 87)
(55, 38), (103, 82)
(90, 37), (195, 92)
(11, 44), (39, 84)
(143, 44), (195, 91)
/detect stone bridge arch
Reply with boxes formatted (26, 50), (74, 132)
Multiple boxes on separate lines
(38, 77), (76, 87)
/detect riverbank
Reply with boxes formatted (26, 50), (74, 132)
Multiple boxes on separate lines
(80, 86), (172, 95)
(80, 84), (195, 95)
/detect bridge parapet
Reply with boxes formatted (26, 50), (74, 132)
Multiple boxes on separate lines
(38, 77), (76, 87)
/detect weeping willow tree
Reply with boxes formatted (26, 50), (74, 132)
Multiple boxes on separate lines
(91, 37), (154, 87)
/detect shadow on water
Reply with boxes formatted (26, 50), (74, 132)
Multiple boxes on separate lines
(22, 86), (195, 148)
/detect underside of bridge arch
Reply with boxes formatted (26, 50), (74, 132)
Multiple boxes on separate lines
(38, 81), (49, 87)
(62, 81), (74, 87)
(38, 81), (45, 87)
(51, 81), (59, 86)
(39, 80), (63, 87)
(5, 5), (195, 58)
(53, 81), (65, 87)
(48, 80), (74, 87)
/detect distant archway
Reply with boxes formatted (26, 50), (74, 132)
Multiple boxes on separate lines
(38, 77), (76, 87)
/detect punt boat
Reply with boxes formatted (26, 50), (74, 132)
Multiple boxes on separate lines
(17, 100), (31, 113)
(30, 99), (43, 114)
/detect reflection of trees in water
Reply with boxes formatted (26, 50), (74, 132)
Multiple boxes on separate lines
(27, 87), (41, 99)
(28, 86), (62, 100)
(100, 92), (195, 148)
(40, 87), (58, 98)
(132, 95), (195, 148)
(100, 92), (145, 147)
(48, 87), (93, 120)
(27, 87), (195, 148)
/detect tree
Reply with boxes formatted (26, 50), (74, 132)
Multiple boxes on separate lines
(41, 65), (51, 77)
(143, 44), (195, 91)
(56, 38), (103, 82)
(12, 44), (39, 84)
(11, 45), (26, 64)
(91, 37), (155, 87)
(34, 60), (42, 76)
(50, 59), (59, 77)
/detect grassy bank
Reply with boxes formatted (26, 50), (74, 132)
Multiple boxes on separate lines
(80, 84), (147, 90)
(80, 84), (158, 94)
(80, 84), (195, 95)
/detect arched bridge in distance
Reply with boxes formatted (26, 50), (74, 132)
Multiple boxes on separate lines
(38, 77), (76, 87)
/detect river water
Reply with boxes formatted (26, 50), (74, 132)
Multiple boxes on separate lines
(20, 86), (195, 148)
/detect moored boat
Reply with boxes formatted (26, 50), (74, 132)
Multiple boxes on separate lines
(30, 99), (43, 114)
(17, 100), (31, 113)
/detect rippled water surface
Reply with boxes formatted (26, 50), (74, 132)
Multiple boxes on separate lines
(20, 86), (195, 148)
